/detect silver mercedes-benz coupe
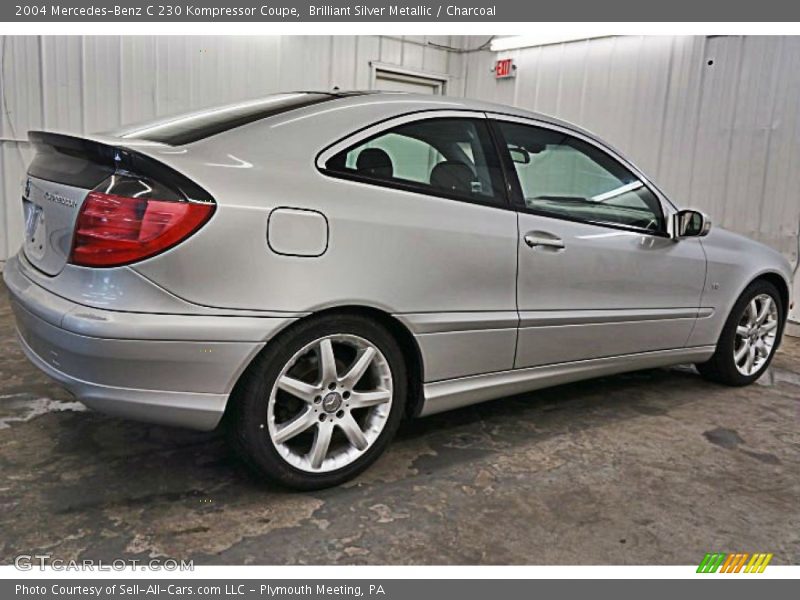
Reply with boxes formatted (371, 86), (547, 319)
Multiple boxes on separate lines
(4, 91), (793, 488)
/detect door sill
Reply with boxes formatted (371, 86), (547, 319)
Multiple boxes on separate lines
(419, 346), (716, 416)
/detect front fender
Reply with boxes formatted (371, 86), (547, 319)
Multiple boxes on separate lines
(688, 227), (792, 347)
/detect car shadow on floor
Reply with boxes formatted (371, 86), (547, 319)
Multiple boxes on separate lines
(13, 363), (713, 502)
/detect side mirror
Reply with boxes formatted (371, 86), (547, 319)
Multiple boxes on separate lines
(673, 209), (711, 238)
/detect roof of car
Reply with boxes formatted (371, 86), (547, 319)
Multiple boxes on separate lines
(107, 89), (601, 149)
(308, 90), (599, 140)
(323, 90), (565, 121)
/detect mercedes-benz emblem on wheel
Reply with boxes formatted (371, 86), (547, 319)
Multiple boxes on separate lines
(322, 391), (343, 413)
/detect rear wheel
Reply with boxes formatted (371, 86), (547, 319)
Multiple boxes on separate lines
(696, 280), (784, 386)
(228, 315), (406, 490)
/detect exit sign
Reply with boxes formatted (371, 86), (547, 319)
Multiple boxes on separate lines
(495, 58), (515, 79)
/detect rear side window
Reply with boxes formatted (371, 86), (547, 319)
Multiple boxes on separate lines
(324, 118), (506, 205)
(118, 93), (341, 145)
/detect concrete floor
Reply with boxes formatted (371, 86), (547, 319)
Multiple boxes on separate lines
(0, 281), (798, 566)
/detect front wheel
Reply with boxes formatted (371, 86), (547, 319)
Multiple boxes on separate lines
(228, 315), (406, 490)
(696, 280), (784, 386)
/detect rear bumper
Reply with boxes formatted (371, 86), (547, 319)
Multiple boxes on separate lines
(3, 255), (297, 430)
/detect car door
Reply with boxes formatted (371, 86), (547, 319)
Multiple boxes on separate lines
(317, 111), (520, 382)
(489, 115), (707, 368)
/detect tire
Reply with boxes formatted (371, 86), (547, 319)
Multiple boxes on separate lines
(227, 314), (407, 490)
(696, 280), (784, 386)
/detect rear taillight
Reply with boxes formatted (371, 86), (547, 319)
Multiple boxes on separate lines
(70, 189), (214, 267)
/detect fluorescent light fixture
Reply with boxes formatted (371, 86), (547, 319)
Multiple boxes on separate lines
(490, 34), (612, 52)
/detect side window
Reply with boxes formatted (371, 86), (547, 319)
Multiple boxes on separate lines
(325, 118), (505, 204)
(496, 121), (665, 233)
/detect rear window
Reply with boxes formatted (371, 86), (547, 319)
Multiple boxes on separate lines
(118, 93), (344, 145)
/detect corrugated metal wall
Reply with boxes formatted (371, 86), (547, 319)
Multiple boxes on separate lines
(0, 35), (464, 261)
(461, 35), (800, 322)
(1, 35), (797, 321)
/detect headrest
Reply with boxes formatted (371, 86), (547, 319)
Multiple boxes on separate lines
(356, 148), (393, 178)
(430, 161), (474, 194)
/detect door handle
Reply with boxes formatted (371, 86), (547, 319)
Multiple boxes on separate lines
(524, 233), (565, 249)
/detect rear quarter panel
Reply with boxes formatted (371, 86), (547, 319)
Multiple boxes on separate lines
(129, 101), (517, 314)
(127, 100), (521, 381)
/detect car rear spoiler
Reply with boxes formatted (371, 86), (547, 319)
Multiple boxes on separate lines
(27, 131), (213, 202)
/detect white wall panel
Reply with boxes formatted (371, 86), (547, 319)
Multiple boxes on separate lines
(119, 37), (158, 124)
(378, 36), (404, 66)
(1, 36), (42, 260)
(354, 36), (381, 89)
(84, 37), (122, 132)
(330, 36), (358, 90)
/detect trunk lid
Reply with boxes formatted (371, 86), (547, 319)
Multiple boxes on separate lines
(21, 131), (213, 276)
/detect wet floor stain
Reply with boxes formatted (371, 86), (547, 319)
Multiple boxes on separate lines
(740, 449), (781, 465)
(703, 427), (745, 449)
(0, 395), (86, 429)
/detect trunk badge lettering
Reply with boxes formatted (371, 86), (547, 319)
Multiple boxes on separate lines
(44, 191), (77, 209)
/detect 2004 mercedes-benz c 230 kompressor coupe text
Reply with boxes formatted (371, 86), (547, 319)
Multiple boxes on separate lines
(4, 91), (793, 488)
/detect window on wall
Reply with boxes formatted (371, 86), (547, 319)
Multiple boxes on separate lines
(324, 118), (505, 205)
(495, 121), (665, 233)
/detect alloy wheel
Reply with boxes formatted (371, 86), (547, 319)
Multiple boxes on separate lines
(266, 334), (393, 473)
(733, 293), (779, 376)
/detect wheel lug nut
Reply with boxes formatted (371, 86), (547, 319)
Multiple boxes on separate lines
(328, 382), (336, 390)
(343, 391), (351, 399)
(314, 396), (321, 403)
